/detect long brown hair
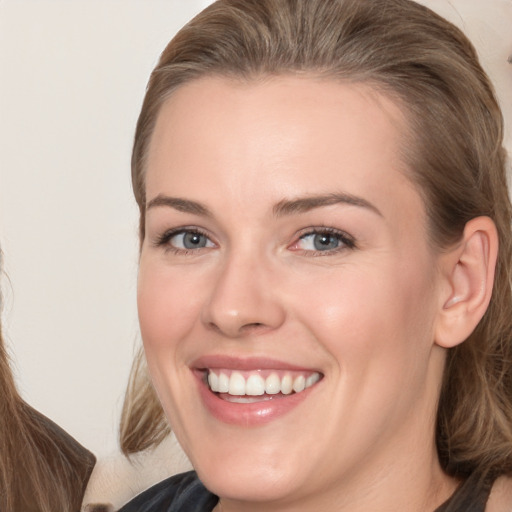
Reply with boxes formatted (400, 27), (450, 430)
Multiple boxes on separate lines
(0, 306), (95, 510)
(121, 0), (512, 479)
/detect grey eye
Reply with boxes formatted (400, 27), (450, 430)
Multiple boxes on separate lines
(299, 233), (341, 251)
(170, 231), (213, 250)
(314, 233), (340, 250)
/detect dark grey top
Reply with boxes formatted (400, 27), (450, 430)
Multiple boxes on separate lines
(117, 471), (218, 512)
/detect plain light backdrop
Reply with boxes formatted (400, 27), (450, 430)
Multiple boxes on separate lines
(0, 0), (215, 457)
(0, 0), (511, 458)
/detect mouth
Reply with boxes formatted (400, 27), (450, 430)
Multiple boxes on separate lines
(192, 356), (324, 425)
(205, 368), (322, 403)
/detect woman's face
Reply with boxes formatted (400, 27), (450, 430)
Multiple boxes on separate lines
(138, 76), (449, 508)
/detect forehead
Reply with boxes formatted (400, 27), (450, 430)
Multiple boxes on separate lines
(145, 75), (421, 220)
(148, 75), (409, 158)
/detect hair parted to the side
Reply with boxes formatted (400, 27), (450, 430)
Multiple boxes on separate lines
(121, 0), (512, 479)
(0, 319), (95, 511)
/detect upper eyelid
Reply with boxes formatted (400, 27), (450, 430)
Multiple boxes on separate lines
(297, 226), (350, 234)
(296, 226), (355, 241)
(153, 226), (215, 246)
(152, 225), (356, 249)
(290, 226), (357, 251)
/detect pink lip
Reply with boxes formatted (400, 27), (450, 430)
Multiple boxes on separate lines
(191, 356), (322, 427)
(192, 355), (314, 372)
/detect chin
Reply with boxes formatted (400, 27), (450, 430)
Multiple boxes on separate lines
(196, 460), (302, 504)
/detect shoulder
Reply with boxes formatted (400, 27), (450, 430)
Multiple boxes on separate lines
(486, 474), (512, 512)
(117, 471), (218, 512)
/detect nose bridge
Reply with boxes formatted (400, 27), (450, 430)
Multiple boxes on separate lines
(201, 244), (285, 337)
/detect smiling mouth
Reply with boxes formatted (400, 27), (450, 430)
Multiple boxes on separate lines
(204, 369), (322, 403)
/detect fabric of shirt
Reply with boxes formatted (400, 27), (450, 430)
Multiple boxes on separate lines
(117, 469), (495, 512)
(117, 471), (218, 512)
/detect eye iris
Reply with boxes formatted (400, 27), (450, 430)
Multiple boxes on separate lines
(314, 233), (339, 251)
(183, 232), (207, 249)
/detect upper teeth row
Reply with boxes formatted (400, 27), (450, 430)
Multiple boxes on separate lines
(207, 370), (321, 396)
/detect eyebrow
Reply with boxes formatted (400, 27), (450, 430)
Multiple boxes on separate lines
(146, 192), (382, 218)
(273, 193), (382, 217)
(146, 195), (212, 217)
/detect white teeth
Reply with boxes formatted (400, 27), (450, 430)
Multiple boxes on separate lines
(207, 372), (218, 391)
(207, 369), (322, 396)
(281, 374), (293, 395)
(293, 374), (305, 393)
(229, 372), (246, 395)
(306, 373), (320, 387)
(246, 374), (265, 396)
(265, 373), (281, 394)
(218, 372), (230, 393)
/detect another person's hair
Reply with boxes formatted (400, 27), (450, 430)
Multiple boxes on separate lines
(0, 280), (95, 511)
(120, 0), (512, 479)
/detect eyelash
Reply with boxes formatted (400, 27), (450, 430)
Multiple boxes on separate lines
(153, 226), (357, 256)
(291, 227), (357, 256)
(153, 227), (215, 255)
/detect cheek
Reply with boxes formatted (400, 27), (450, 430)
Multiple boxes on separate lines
(137, 259), (201, 356)
(291, 261), (437, 366)
(136, 259), (204, 428)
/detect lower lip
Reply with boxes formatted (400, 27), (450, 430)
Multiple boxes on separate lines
(194, 371), (318, 426)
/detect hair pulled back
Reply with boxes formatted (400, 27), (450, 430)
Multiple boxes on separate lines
(122, 0), (512, 478)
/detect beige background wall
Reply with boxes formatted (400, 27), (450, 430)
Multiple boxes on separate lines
(0, 0), (510, 458)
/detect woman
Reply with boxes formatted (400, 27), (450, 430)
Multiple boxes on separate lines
(0, 305), (96, 510)
(119, 0), (512, 509)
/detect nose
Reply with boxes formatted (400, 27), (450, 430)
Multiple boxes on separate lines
(201, 250), (286, 338)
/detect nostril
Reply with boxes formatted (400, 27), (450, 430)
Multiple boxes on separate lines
(207, 322), (223, 334)
(241, 322), (265, 331)
(206, 320), (270, 338)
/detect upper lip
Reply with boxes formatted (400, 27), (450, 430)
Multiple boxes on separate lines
(192, 355), (320, 373)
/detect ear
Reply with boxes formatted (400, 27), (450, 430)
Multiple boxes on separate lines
(434, 216), (498, 349)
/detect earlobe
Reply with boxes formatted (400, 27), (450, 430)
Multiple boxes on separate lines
(435, 216), (498, 349)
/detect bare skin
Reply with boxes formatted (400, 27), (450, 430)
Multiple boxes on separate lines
(487, 476), (512, 511)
